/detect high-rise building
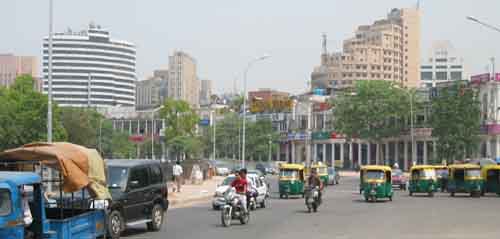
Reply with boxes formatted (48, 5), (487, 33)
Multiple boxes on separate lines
(311, 7), (421, 92)
(42, 23), (136, 107)
(136, 76), (168, 110)
(0, 54), (38, 88)
(420, 41), (466, 88)
(166, 51), (199, 108)
(199, 79), (212, 106)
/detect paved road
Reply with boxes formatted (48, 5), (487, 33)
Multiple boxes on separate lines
(122, 175), (500, 239)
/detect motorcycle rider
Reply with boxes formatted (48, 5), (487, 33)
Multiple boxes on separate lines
(230, 169), (248, 214)
(307, 168), (324, 203)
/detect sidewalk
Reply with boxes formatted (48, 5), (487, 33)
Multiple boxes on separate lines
(168, 176), (224, 208)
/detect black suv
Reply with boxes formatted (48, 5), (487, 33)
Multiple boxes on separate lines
(106, 160), (169, 238)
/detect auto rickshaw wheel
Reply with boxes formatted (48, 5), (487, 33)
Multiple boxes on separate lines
(389, 196), (392, 201)
(429, 191), (434, 197)
(450, 192), (455, 197)
(279, 194), (283, 199)
(409, 191), (413, 196)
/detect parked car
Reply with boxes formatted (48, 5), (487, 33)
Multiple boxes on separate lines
(327, 167), (340, 185)
(215, 162), (230, 176)
(107, 160), (169, 237)
(212, 174), (269, 210)
(256, 162), (277, 175)
(392, 169), (407, 190)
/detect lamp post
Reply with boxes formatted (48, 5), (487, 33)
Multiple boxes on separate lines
(467, 16), (500, 33)
(241, 54), (271, 168)
(268, 134), (272, 162)
(47, 0), (54, 192)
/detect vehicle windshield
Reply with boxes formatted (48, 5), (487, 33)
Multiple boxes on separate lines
(107, 167), (129, 191)
(393, 169), (403, 176)
(0, 189), (12, 216)
(466, 169), (481, 177)
(365, 171), (385, 180)
(315, 167), (327, 174)
(436, 169), (448, 177)
(280, 169), (298, 177)
(419, 169), (436, 178)
(222, 176), (236, 186)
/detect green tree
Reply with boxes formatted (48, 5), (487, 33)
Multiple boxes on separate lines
(429, 82), (481, 163)
(0, 75), (67, 150)
(159, 99), (199, 143)
(333, 80), (410, 163)
(60, 107), (102, 148)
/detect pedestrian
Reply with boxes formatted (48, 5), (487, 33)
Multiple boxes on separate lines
(173, 161), (184, 192)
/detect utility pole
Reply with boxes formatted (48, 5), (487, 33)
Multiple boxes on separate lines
(47, 0), (54, 192)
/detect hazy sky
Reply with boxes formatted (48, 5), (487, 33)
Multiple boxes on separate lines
(3, 0), (500, 94)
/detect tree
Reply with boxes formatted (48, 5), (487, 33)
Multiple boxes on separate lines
(159, 99), (199, 144)
(333, 80), (410, 163)
(170, 136), (204, 161)
(429, 82), (481, 163)
(0, 75), (67, 150)
(60, 107), (102, 148)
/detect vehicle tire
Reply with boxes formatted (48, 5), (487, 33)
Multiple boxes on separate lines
(221, 207), (232, 227)
(389, 196), (392, 201)
(107, 210), (123, 239)
(279, 194), (283, 199)
(312, 203), (317, 213)
(429, 191), (434, 197)
(450, 192), (455, 197)
(212, 204), (219, 210)
(260, 198), (266, 208)
(239, 211), (249, 225)
(409, 191), (413, 196)
(481, 190), (485, 196)
(147, 204), (164, 231)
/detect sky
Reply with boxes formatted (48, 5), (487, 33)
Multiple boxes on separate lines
(3, 0), (500, 94)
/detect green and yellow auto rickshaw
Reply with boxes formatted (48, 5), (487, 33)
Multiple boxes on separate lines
(360, 165), (393, 202)
(305, 162), (329, 187)
(481, 165), (500, 196)
(433, 165), (449, 192)
(408, 165), (438, 197)
(447, 164), (483, 197)
(279, 163), (305, 199)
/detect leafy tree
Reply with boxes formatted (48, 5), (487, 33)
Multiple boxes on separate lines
(333, 80), (410, 163)
(60, 107), (102, 148)
(159, 99), (199, 144)
(430, 82), (481, 163)
(170, 135), (204, 161)
(0, 75), (67, 150)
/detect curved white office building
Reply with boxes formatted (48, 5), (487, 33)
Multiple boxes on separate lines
(43, 23), (136, 107)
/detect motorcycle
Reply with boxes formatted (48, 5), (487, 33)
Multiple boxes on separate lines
(221, 188), (250, 227)
(305, 186), (321, 213)
(248, 191), (257, 211)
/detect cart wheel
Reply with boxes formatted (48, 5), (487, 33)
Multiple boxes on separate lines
(147, 204), (164, 231)
(107, 210), (123, 239)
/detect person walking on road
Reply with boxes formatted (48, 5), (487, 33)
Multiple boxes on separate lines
(173, 161), (184, 192)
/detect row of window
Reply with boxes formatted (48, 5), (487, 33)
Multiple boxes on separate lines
(43, 50), (135, 61)
(43, 43), (135, 55)
(43, 56), (135, 67)
(43, 69), (135, 79)
(56, 100), (134, 106)
(43, 62), (135, 73)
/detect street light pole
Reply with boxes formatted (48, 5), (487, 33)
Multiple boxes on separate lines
(241, 54), (271, 168)
(212, 108), (216, 161)
(47, 0), (54, 193)
(467, 16), (500, 33)
(409, 92), (415, 167)
(268, 135), (272, 162)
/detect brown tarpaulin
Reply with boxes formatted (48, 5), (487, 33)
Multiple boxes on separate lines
(0, 142), (111, 199)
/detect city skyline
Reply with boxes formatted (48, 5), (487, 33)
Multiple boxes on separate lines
(3, 0), (500, 94)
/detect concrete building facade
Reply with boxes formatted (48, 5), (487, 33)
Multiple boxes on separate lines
(0, 54), (38, 88)
(42, 23), (136, 107)
(136, 76), (168, 110)
(166, 51), (199, 108)
(199, 79), (212, 106)
(311, 7), (421, 92)
(420, 41), (466, 88)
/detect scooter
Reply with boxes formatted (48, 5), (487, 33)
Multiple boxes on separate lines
(305, 186), (321, 213)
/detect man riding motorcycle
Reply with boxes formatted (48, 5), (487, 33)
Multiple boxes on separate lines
(230, 169), (249, 214)
(307, 168), (324, 203)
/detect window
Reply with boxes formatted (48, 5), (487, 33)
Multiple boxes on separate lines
(149, 165), (163, 184)
(436, 65), (447, 69)
(451, 72), (462, 80)
(451, 65), (462, 69)
(128, 167), (149, 189)
(436, 72), (447, 80)
(435, 58), (447, 62)
(421, 72), (433, 81)
(0, 189), (12, 216)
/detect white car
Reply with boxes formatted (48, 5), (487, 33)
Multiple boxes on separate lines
(215, 163), (230, 176)
(212, 174), (269, 210)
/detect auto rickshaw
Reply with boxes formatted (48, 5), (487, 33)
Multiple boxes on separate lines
(408, 165), (437, 197)
(360, 165), (393, 202)
(279, 163), (305, 199)
(481, 164), (500, 196)
(447, 164), (482, 197)
(433, 165), (449, 192)
(305, 162), (329, 187)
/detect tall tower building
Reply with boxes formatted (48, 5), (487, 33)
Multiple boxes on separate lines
(311, 7), (421, 92)
(0, 54), (38, 88)
(167, 51), (199, 108)
(43, 23), (136, 107)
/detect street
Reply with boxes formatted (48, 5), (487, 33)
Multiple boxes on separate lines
(122, 175), (500, 239)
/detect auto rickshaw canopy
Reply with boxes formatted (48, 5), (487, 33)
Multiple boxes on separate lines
(0, 171), (41, 186)
(448, 164), (480, 171)
(0, 142), (111, 199)
(279, 163), (305, 170)
(360, 165), (392, 172)
(410, 165), (437, 172)
(481, 164), (500, 178)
